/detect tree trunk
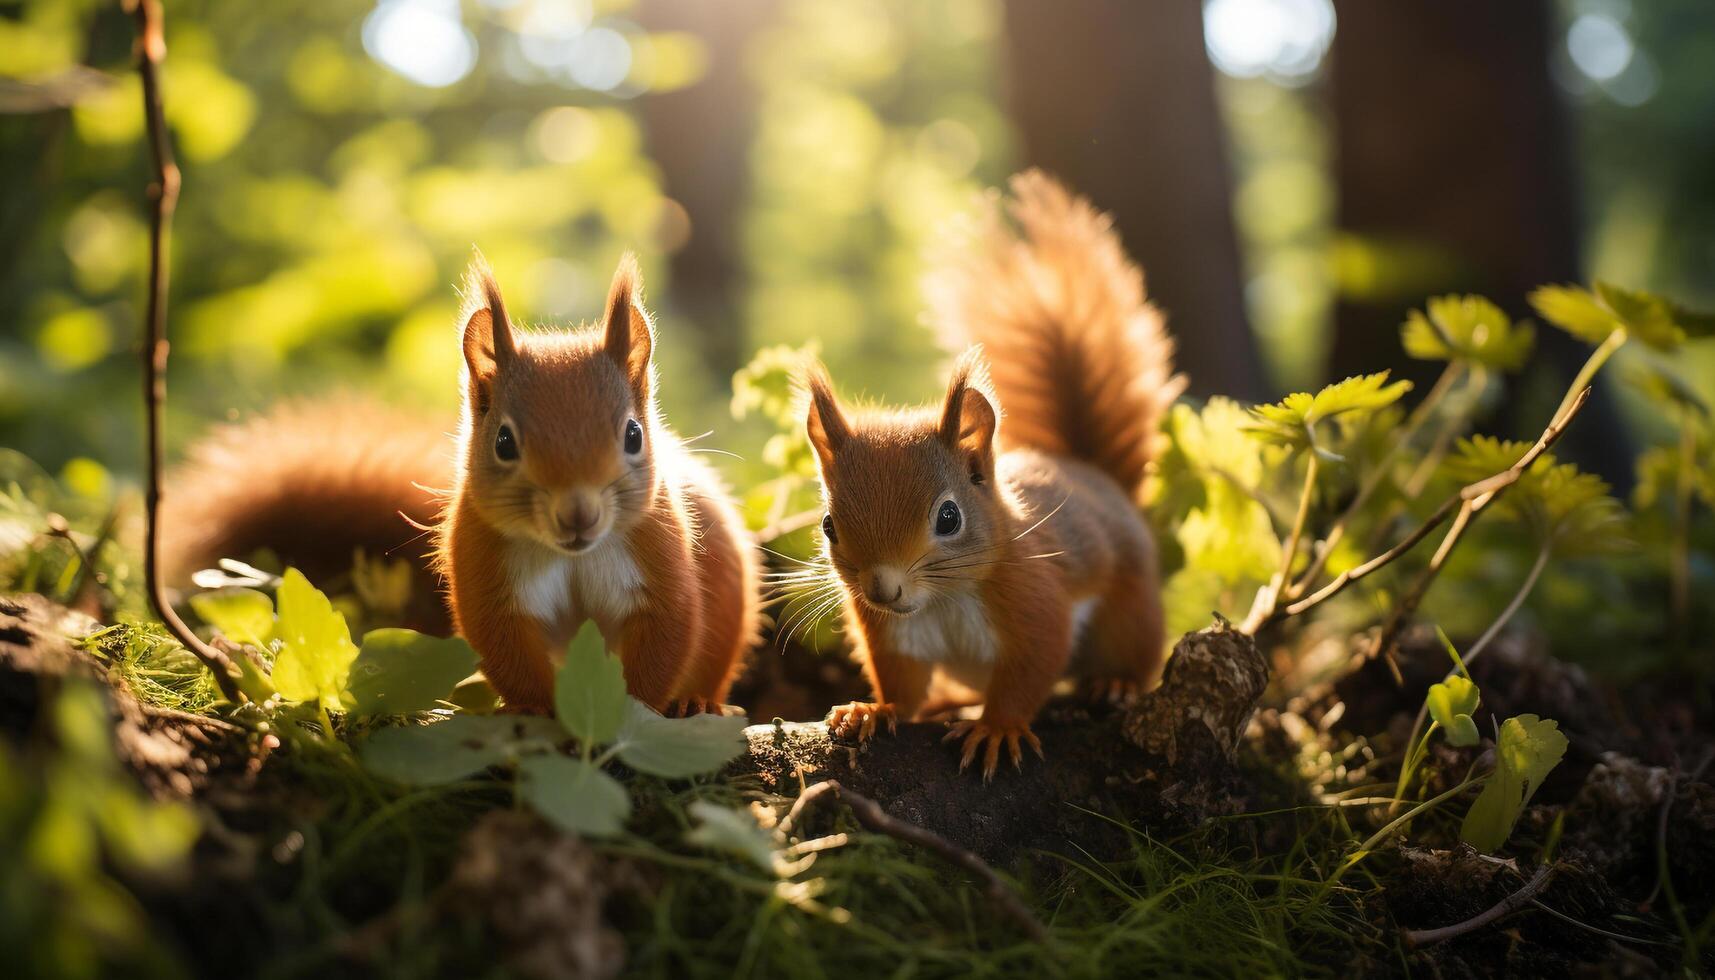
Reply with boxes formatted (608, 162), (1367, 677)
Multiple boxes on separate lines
(999, 0), (1266, 401)
(1328, 0), (1630, 483)
(634, 0), (776, 379)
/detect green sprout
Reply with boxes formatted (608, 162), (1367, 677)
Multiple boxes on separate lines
(191, 567), (479, 738)
(1459, 714), (1568, 853)
(362, 622), (749, 838)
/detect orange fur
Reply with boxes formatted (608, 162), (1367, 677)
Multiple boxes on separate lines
(924, 168), (1186, 497)
(808, 173), (1179, 778)
(436, 254), (759, 715)
(160, 399), (454, 633)
(162, 255), (758, 716)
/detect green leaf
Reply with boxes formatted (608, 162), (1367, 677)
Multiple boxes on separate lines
(1460, 714), (1568, 853)
(189, 587), (274, 647)
(1530, 281), (1707, 351)
(1401, 295), (1534, 370)
(360, 714), (565, 785)
(270, 568), (359, 706)
(1595, 282), (1683, 351)
(612, 700), (749, 779)
(1243, 373), (1413, 460)
(517, 755), (630, 838)
(1529, 284), (1618, 344)
(1446, 437), (1629, 553)
(1425, 676), (1481, 748)
(1626, 363), (1710, 420)
(685, 801), (781, 875)
(344, 629), (479, 717)
(554, 622), (628, 746)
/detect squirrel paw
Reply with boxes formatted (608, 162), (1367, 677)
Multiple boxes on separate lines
(943, 718), (1043, 781)
(826, 702), (897, 742)
(665, 697), (719, 718)
(1080, 677), (1145, 707)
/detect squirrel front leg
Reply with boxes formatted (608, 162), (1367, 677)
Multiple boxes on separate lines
(828, 609), (931, 741)
(948, 585), (1071, 779)
(461, 601), (558, 715)
(612, 600), (697, 714)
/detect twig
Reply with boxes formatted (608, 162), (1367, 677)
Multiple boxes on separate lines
(1291, 360), (1469, 599)
(126, 0), (243, 704)
(1368, 387), (1591, 667)
(780, 780), (1049, 943)
(1403, 865), (1555, 947)
(1258, 385), (1592, 644)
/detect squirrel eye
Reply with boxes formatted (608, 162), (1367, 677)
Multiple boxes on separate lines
(623, 418), (643, 455)
(934, 500), (962, 536)
(494, 423), (519, 462)
(821, 513), (837, 544)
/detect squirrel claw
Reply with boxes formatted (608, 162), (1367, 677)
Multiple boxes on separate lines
(665, 696), (717, 718)
(944, 719), (1042, 780)
(826, 702), (896, 742)
(1081, 677), (1145, 707)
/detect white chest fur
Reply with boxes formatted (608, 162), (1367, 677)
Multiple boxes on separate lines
(507, 539), (645, 636)
(884, 592), (999, 665)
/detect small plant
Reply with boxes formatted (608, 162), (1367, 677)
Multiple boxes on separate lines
(1240, 371), (1413, 626)
(190, 568), (478, 736)
(731, 341), (825, 542)
(360, 623), (750, 837)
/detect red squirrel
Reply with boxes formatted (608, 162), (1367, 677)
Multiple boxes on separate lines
(164, 255), (759, 716)
(803, 171), (1184, 778)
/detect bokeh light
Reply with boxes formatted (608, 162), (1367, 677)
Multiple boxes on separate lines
(1201, 0), (1336, 84)
(362, 0), (477, 88)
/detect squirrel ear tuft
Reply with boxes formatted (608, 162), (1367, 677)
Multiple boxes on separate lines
(603, 252), (654, 402)
(460, 255), (514, 412)
(803, 363), (850, 466)
(940, 347), (998, 479)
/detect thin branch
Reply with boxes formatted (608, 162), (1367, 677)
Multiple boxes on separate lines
(1367, 386), (1591, 666)
(781, 780), (1049, 944)
(1403, 865), (1555, 948)
(127, 0), (243, 704)
(1291, 360), (1468, 599)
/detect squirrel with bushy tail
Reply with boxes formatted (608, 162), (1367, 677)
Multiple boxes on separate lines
(804, 171), (1184, 778)
(164, 255), (759, 716)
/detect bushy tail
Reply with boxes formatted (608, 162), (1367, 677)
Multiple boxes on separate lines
(925, 170), (1186, 498)
(160, 398), (456, 633)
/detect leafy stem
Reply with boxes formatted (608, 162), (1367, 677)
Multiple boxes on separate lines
(1369, 388), (1590, 670)
(1671, 412), (1696, 641)
(1254, 388), (1589, 634)
(1291, 360), (1469, 601)
(1555, 327), (1626, 425)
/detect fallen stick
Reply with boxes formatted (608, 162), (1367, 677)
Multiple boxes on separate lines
(1403, 865), (1555, 948)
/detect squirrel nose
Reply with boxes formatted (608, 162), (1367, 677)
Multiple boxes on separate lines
(553, 493), (602, 535)
(864, 568), (905, 606)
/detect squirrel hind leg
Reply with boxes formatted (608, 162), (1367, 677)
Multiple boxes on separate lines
(1072, 571), (1167, 703)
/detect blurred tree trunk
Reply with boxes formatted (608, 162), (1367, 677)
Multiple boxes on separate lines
(635, 0), (775, 379)
(999, 0), (1266, 401)
(1328, 0), (1630, 482)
